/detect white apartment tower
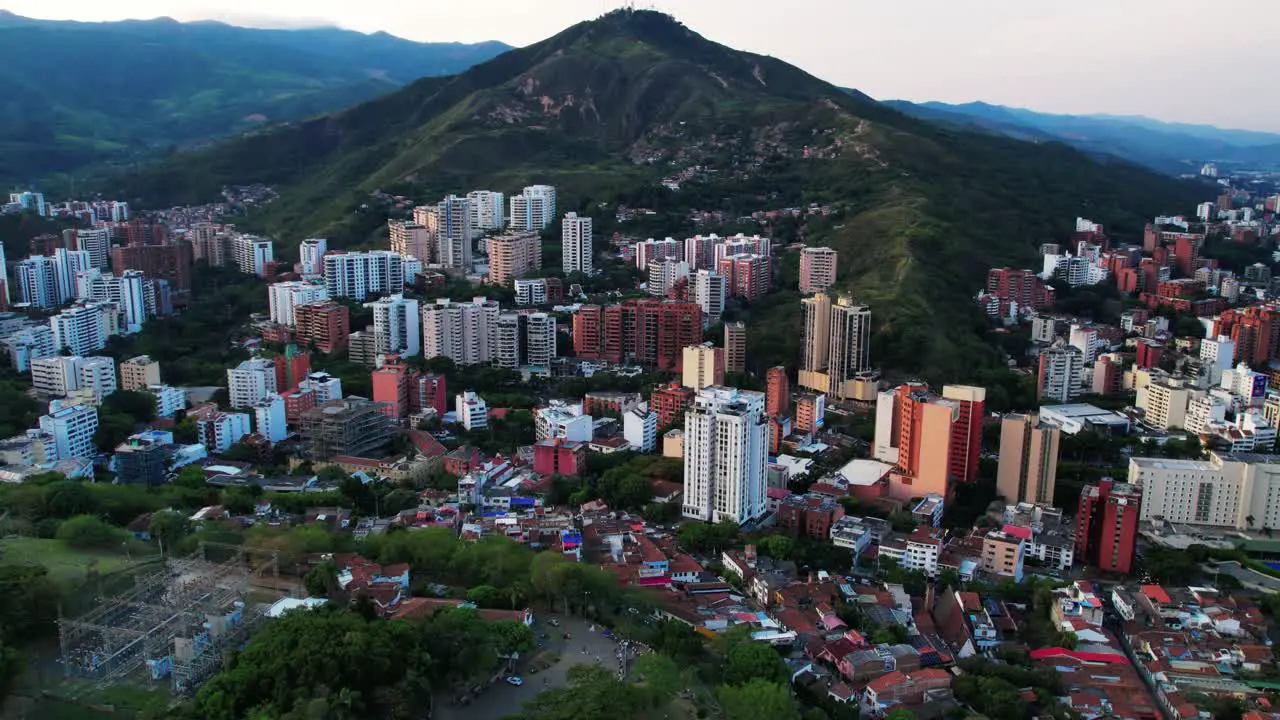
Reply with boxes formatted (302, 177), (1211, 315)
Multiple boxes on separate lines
(232, 235), (274, 277)
(682, 386), (769, 524)
(16, 256), (58, 309)
(227, 358), (278, 409)
(254, 396), (288, 444)
(52, 248), (92, 305)
(509, 185), (556, 231)
(1039, 346), (1085, 403)
(323, 251), (405, 301)
(299, 238), (328, 277)
(562, 212), (593, 275)
(39, 401), (98, 460)
(268, 281), (330, 326)
(434, 195), (473, 270)
(495, 314), (522, 369)
(367, 294), (421, 358)
(50, 303), (110, 355)
(526, 312), (556, 368)
(73, 228), (113, 270)
(421, 297), (501, 366)
(693, 270), (727, 325)
(467, 190), (506, 236)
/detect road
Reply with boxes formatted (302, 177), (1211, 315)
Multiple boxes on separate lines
(433, 616), (624, 720)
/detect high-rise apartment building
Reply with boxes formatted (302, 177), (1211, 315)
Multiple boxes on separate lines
(941, 385), (985, 485)
(682, 386), (768, 524)
(323, 251), (406, 301)
(16, 256), (57, 309)
(724, 321), (746, 374)
(651, 383), (696, 431)
(986, 268), (1053, 311)
(299, 238), (327, 276)
(227, 358), (278, 409)
(795, 393), (826, 434)
(432, 195), (473, 270)
(1076, 479), (1141, 574)
(196, 411), (252, 454)
(294, 302), (350, 354)
(799, 247), (838, 293)
(572, 299), (703, 372)
(31, 356), (116, 400)
(693, 270), (727, 325)
(766, 366), (790, 417)
(874, 383), (958, 500)
(495, 314), (522, 370)
(120, 355), (161, 391)
(455, 391), (489, 431)
(716, 254), (770, 300)
(1037, 346), (1084, 403)
(526, 312), (557, 369)
(648, 258), (690, 298)
(799, 293), (871, 400)
(562, 212), (593, 275)
(231, 235), (274, 277)
(268, 281), (329, 327)
(634, 238), (683, 271)
(366, 294), (421, 358)
(70, 228), (112, 270)
(50, 303), (110, 355)
(467, 190), (506, 236)
(254, 396), (288, 444)
(420, 297), (501, 366)
(39, 401), (98, 460)
(110, 242), (194, 292)
(996, 413), (1060, 505)
(682, 344), (725, 391)
(684, 235), (717, 271)
(509, 185), (556, 231)
(487, 230), (542, 287)
(189, 223), (228, 267)
(52, 248), (92, 305)
(388, 220), (434, 264)
(373, 356), (422, 420)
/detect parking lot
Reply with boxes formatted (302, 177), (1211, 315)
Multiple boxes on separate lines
(434, 615), (627, 720)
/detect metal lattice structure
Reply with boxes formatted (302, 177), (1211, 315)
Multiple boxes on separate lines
(57, 542), (279, 695)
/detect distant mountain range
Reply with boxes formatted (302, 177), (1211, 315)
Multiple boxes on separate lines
(0, 11), (510, 183)
(883, 100), (1280, 174)
(116, 10), (1206, 379)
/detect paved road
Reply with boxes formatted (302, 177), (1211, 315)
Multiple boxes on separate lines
(434, 616), (624, 720)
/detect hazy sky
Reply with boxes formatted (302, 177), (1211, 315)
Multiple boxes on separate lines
(6, 0), (1279, 132)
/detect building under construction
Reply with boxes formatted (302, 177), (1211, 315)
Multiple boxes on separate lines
(58, 543), (278, 695)
(298, 397), (396, 460)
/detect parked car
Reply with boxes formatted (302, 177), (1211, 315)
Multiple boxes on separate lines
(506, 676), (524, 686)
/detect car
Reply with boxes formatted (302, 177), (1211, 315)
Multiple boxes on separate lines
(506, 676), (524, 686)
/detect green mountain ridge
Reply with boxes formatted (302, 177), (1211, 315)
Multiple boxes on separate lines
(115, 10), (1207, 380)
(0, 13), (511, 185)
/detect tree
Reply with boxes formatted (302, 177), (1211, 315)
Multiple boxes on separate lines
(57, 515), (125, 550)
(725, 642), (789, 686)
(174, 465), (208, 489)
(756, 534), (795, 561)
(886, 710), (916, 720)
(148, 510), (190, 552)
(303, 559), (339, 598)
(465, 584), (504, 608)
(718, 679), (800, 720)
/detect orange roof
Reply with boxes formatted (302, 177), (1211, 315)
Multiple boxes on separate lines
(865, 671), (906, 694)
(1141, 584), (1172, 605)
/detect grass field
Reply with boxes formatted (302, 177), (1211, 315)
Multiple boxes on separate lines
(0, 537), (150, 584)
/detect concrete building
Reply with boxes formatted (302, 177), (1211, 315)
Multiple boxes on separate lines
(1076, 479), (1141, 573)
(120, 355), (161, 391)
(724, 321), (746, 374)
(39, 401), (98, 460)
(455, 391), (488, 431)
(388, 220), (433, 264)
(766, 366), (789, 418)
(647, 258), (690, 298)
(509, 185), (556, 232)
(942, 385), (985, 485)
(50, 303), (111, 356)
(799, 293), (871, 400)
(996, 414), (1060, 505)
(298, 398), (394, 460)
(682, 386), (768, 524)
(299, 238), (327, 276)
(252, 396), (288, 444)
(466, 190), (506, 235)
(366, 294), (421, 358)
(232, 234), (274, 277)
(776, 493), (845, 540)
(427, 195), (472, 270)
(799, 246), (838, 293)
(634, 238), (682, 271)
(16, 255), (58, 309)
(692, 270), (727, 324)
(526, 312), (556, 369)
(421, 297), (501, 366)
(514, 278), (554, 306)
(874, 383), (958, 501)
(227, 358), (278, 409)
(1139, 377), (1192, 430)
(534, 401), (592, 443)
(323, 251), (406, 301)
(268, 281), (329, 327)
(1128, 453), (1280, 530)
(294, 302), (350, 354)
(487, 230), (541, 287)
(623, 406), (657, 453)
(147, 384), (186, 418)
(562, 212), (593, 275)
(980, 530), (1025, 582)
(113, 432), (169, 487)
(196, 411), (252, 454)
(1037, 346), (1084, 403)
(795, 393), (826, 434)
(716, 253), (770, 300)
(682, 343), (725, 391)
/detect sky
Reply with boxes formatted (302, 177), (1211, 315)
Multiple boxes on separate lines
(5, 0), (1279, 133)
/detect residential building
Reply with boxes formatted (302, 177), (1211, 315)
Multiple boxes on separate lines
(799, 247), (838, 293)
(372, 357), (422, 420)
(526, 312), (556, 369)
(120, 355), (161, 391)
(647, 258), (690, 298)
(724, 321), (746, 374)
(227, 358), (278, 409)
(75, 356), (117, 401)
(268, 281), (329, 326)
(996, 414), (1060, 505)
(388, 220), (433, 263)
(16, 255), (58, 308)
(980, 530), (1025, 581)
(298, 398), (395, 460)
(692, 270), (727, 324)
(562, 212), (593, 274)
(323, 251), (406, 301)
(113, 432), (169, 487)
(535, 401), (592, 442)
(651, 383), (695, 431)
(1139, 377), (1192, 430)
(421, 297), (501, 366)
(299, 371), (344, 405)
(572, 299), (703, 371)
(682, 386), (768, 524)
(682, 343), (725, 391)
(514, 278), (554, 306)
(683, 234), (717, 271)
(110, 242), (193, 291)
(634, 237), (682, 271)
(1037, 346), (1084, 403)
(776, 493), (845, 540)
(69, 227), (112, 270)
(1069, 323), (1101, 364)
(50, 303), (110, 355)
(254, 396), (288, 444)
(2, 325), (57, 372)
(299, 238), (327, 276)
(366, 294), (421, 358)
(986, 267), (1052, 312)
(147, 384), (186, 418)
(231, 234), (274, 277)
(466, 190), (505, 235)
(942, 385), (985, 485)
(294, 302), (350, 354)
(1076, 479), (1141, 573)
(532, 439), (584, 477)
(799, 293), (871, 400)
(430, 195), (473, 270)
(509, 185), (556, 231)
(795, 393), (825, 434)
(874, 383), (958, 500)
(766, 366), (789, 418)
(487, 230), (541, 287)
(716, 253), (770, 300)
(52, 248), (92, 304)
(30, 356), (80, 397)
(886, 526), (944, 577)
(456, 391), (488, 431)
(39, 401), (98, 460)
(1127, 452), (1280, 530)
(623, 407), (657, 453)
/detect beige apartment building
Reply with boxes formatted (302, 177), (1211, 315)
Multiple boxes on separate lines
(996, 413), (1060, 505)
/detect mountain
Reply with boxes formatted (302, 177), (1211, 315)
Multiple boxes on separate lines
(115, 10), (1207, 381)
(884, 100), (1280, 173)
(0, 12), (510, 184)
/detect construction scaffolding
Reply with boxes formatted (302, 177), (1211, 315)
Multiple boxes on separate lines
(57, 542), (279, 695)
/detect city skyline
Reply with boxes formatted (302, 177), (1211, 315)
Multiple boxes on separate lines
(3, 0), (1278, 133)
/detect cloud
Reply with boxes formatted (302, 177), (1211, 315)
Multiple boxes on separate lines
(169, 9), (339, 30)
